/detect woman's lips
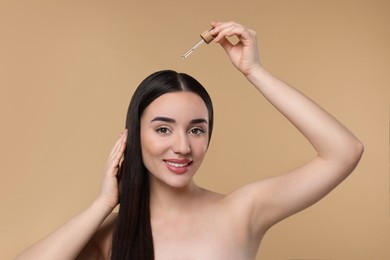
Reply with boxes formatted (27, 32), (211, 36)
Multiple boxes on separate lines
(164, 159), (192, 174)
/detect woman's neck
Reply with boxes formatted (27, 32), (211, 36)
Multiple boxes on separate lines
(149, 178), (206, 218)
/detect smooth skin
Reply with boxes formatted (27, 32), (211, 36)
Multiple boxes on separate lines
(16, 21), (363, 260)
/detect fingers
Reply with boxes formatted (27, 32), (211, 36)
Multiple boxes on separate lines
(107, 129), (127, 172)
(210, 21), (255, 44)
(117, 129), (127, 137)
(217, 36), (234, 56)
(109, 130), (127, 158)
(209, 21), (261, 75)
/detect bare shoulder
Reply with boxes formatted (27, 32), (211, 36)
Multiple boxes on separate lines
(198, 182), (267, 215)
(195, 187), (251, 218)
(202, 185), (268, 254)
(222, 180), (268, 208)
(220, 180), (272, 233)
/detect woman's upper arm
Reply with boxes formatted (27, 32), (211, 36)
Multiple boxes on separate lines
(239, 144), (363, 236)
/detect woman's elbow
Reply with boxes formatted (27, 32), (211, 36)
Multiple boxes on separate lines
(344, 138), (364, 172)
(352, 139), (364, 161)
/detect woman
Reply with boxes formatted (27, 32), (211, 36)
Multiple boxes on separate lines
(16, 21), (363, 260)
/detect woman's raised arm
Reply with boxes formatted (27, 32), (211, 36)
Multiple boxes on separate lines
(210, 21), (364, 234)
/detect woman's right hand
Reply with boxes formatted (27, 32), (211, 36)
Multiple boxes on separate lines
(96, 129), (127, 211)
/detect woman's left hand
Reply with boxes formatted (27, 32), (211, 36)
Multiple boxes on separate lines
(210, 21), (261, 77)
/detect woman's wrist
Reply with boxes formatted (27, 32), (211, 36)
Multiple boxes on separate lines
(91, 196), (116, 217)
(245, 65), (267, 86)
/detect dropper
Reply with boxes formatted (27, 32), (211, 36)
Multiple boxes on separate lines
(181, 29), (214, 59)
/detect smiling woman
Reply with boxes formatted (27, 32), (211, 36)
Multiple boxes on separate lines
(111, 71), (215, 259)
(15, 21), (363, 260)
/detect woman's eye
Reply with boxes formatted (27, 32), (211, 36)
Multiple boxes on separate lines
(190, 127), (205, 135)
(156, 127), (171, 135)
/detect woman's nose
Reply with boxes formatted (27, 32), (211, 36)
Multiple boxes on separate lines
(172, 132), (191, 155)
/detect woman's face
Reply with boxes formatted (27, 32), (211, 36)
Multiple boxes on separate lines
(140, 91), (209, 189)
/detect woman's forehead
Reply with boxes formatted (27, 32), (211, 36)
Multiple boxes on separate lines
(142, 92), (209, 120)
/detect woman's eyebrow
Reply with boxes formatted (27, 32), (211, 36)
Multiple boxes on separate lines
(191, 118), (208, 125)
(150, 117), (207, 124)
(151, 116), (175, 123)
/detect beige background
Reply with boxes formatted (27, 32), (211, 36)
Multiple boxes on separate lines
(1, 0), (389, 259)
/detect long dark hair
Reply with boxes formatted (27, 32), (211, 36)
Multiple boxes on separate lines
(110, 70), (213, 260)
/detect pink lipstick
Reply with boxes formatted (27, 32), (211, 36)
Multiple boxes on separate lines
(164, 159), (192, 174)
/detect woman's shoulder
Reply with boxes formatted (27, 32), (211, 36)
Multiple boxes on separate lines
(199, 183), (262, 216)
(199, 182), (265, 206)
(222, 180), (267, 204)
(198, 185), (267, 248)
(216, 180), (271, 226)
